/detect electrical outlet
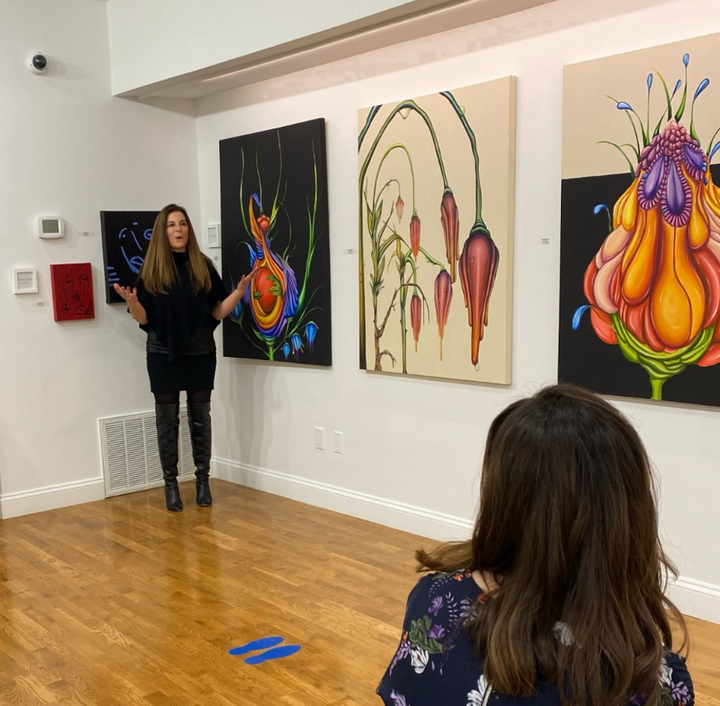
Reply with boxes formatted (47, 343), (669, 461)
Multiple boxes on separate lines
(333, 431), (343, 454)
(314, 426), (325, 450)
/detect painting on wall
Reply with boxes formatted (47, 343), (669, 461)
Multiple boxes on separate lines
(559, 35), (720, 406)
(220, 118), (331, 366)
(100, 211), (158, 304)
(358, 78), (516, 383)
(50, 263), (94, 322)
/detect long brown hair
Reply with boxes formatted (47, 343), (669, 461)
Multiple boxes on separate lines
(140, 204), (211, 294)
(417, 384), (686, 706)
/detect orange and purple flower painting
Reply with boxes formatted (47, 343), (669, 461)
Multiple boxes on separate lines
(220, 119), (331, 366)
(358, 79), (516, 384)
(560, 39), (720, 406)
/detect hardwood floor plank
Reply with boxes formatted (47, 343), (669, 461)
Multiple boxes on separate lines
(0, 481), (716, 705)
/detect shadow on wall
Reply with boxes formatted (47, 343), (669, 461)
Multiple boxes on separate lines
(194, 0), (679, 116)
(222, 360), (276, 476)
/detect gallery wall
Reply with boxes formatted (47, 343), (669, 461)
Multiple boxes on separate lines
(194, 0), (720, 622)
(106, 0), (456, 96)
(0, 0), (200, 515)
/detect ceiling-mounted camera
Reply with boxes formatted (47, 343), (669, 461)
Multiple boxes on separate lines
(28, 53), (48, 74)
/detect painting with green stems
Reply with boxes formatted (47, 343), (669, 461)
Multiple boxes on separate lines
(358, 78), (516, 383)
(221, 118), (331, 366)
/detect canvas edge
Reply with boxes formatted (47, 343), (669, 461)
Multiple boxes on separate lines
(213, 456), (720, 625)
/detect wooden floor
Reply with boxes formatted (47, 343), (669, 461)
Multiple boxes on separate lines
(0, 481), (717, 706)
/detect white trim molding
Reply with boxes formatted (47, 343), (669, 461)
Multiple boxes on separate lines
(0, 477), (105, 520)
(212, 457), (473, 542)
(667, 576), (720, 625)
(213, 457), (720, 626)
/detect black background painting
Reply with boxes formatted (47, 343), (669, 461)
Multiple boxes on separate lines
(220, 118), (331, 366)
(558, 168), (720, 407)
(100, 211), (158, 304)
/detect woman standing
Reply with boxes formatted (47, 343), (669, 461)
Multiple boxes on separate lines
(378, 384), (693, 706)
(114, 204), (251, 512)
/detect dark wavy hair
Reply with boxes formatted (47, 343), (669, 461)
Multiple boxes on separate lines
(141, 204), (211, 294)
(417, 384), (686, 706)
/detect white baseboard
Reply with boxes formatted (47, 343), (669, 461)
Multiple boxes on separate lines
(213, 457), (720, 626)
(667, 576), (720, 625)
(0, 477), (105, 520)
(212, 457), (474, 541)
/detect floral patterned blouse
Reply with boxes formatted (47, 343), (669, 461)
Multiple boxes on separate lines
(377, 570), (694, 706)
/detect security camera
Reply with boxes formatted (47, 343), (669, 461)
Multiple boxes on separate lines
(28, 53), (48, 74)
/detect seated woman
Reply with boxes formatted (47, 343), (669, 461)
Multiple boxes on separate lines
(377, 384), (693, 706)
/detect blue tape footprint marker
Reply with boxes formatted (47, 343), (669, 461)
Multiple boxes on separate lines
(228, 636), (284, 656)
(244, 644), (301, 665)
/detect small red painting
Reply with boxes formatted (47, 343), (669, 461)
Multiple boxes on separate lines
(50, 263), (95, 322)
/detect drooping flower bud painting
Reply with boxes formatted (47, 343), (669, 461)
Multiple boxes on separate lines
(220, 118), (331, 366)
(358, 79), (516, 383)
(560, 37), (720, 405)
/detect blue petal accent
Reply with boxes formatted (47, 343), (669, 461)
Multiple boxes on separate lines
(231, 299), (242, 320)
(572, 305), (591, 331)
(282, 343), (290, 360)
(252, 193), (262, 208)
(647, 73), (653, 89)
(616, 102), (633, 111)
(694, 78), (710, 101)
(672, 79), (682, 98)
(709, 141), (720, 162)
(683, 53), (690, 67)
(242, 242), (257, 268)
(304, 322), (318, 353)
(593, 204), (608, 215)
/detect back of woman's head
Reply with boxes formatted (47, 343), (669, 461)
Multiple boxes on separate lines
(417, 384), (685, 706)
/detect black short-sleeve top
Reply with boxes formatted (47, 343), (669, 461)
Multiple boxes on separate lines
(135, 252), (228, 360)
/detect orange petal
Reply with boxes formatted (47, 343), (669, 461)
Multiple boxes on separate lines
(687, 176), (710, 250)
(621, 207), (658, 306)
(650, 222), (705, 349)
(696, 245), (720, 328)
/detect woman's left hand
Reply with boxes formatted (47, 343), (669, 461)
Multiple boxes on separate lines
(235, 273), (253, 298)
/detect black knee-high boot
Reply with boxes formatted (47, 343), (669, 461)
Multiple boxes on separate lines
(187, 401), (213, 507)
(155, 402), (183, 512)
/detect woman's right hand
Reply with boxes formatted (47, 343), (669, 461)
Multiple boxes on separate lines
(114, 284), (138, 303)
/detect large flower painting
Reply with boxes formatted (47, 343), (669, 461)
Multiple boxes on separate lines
(221, 119), (331, 366)
(559, 36), (720, 406)
(358, 78), (516, 383)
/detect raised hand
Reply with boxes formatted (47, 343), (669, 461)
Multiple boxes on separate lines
(235, 272), (253, 299)
(114, 284), (138, 303)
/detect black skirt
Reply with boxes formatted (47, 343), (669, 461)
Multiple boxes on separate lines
(146, 352), (217, 393)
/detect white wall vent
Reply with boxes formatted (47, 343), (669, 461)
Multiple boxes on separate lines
(99, 408), (195, 497)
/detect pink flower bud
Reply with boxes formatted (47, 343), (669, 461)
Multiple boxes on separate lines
(410, 214), (421, 261)
(410, 294), (422, 351)
(441, 189), (459, 282)
(459, 227), (499, 367)
(434, 270), (453, 361)
(395, 196), (405, 222)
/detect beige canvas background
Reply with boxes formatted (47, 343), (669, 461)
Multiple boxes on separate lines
(358, 77), (516, 384)
(563, 33), (720, 179)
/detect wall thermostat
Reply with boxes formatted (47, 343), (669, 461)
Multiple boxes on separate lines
(38, 216), (64, 239)
(208, 223), (221, 248)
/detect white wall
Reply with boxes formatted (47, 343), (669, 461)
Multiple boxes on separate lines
(195, 0), (720, 622)
(0, 0), (199, 515)
(106, 0), (448, 95)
